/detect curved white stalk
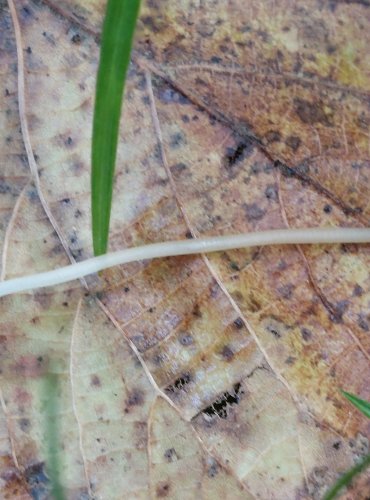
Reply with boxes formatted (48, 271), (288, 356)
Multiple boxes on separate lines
(0, 227), (369, 298)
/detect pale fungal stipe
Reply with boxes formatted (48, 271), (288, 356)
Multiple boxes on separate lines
(0, 227), (369, 298)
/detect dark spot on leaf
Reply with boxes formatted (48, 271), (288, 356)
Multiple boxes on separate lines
(207, 460), (219, 477)
(91, 375), (101, 387)
(185, 230), (193, 239)
(165, 373), (192, 394)
(243, 203), (266, 221)
(124, 287), (130, 293)
(26, 46), (32, 54)
(264, 130), (281, 143)
(170, 132), (186, 148)
(25, 462), (49, 499)
(141, 15), (161, 33)
(164, 448), (179, 462)
(202, 383), (243, 419)
(333, 441), (341, 450)
(220, 345), (234, 361)
(265, 184), (278, 201)
(278, 284), (294, 299)
(323, 204), (332, 213)
(19, 418), (31, 432)
(294, 98), (332, 125)
(330, 300), (349, 323)
(71, 33), (81, 44)
(156, 482), (170, 497)
(27, 189), (39, 202)
(21, 6), (33, 19)
(158, 87), (190, 105)
(285, 356), (296, 365)
(179, 333), (194, 346)
(192, 304), (202, 317)
(225, 140), (252, 167)
(353, 284), (364, 297)
(267, 325), (281, 339)
(170, 162), (187, 177)
(125, 389), (144, 410)
(285, 135), (301, 151)
(301, 328), (312, 341)
(233, 317), (244, 329)
(230, 261), (239, 271)
(357, 314), (369, 332)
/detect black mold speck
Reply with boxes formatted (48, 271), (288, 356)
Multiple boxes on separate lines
(323, 204), (332, 213)
(233, 317), (244, 329)
(71, 33), (81, 44)
(165, 373), (192, 394)
(202, 382), (242, 419)
(267, 325), (281, 338)
(225, 141), (252, 167)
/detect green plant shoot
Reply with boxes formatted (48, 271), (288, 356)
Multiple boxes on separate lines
(341, 390), (370, 419)
(323, 391), (370, 499)
(92, 0), (141, 256)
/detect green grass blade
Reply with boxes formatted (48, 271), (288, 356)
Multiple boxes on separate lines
(323, 391), (370, 499)
(42, 374), (65, 500)
(92, 0), (141, 256)
(323, 453), (370, 500)
(341, 390), (370, 418)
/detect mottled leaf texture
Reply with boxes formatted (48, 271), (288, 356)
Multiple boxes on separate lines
(0, 0), (369, 499)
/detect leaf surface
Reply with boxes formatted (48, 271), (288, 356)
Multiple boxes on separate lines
(0, 0), (369, 498)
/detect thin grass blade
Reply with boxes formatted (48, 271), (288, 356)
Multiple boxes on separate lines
(323, 391), (370, 499)
(323, 453), (370, 500)
(341, 390), (370, 418)
(42, 374), (65, 500)
(92, 0), (141, 256)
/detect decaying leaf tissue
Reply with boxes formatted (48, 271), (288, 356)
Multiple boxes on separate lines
(0, 0), (369, 498)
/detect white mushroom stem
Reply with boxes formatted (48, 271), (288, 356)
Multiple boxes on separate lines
(0, 227), (369, 298)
